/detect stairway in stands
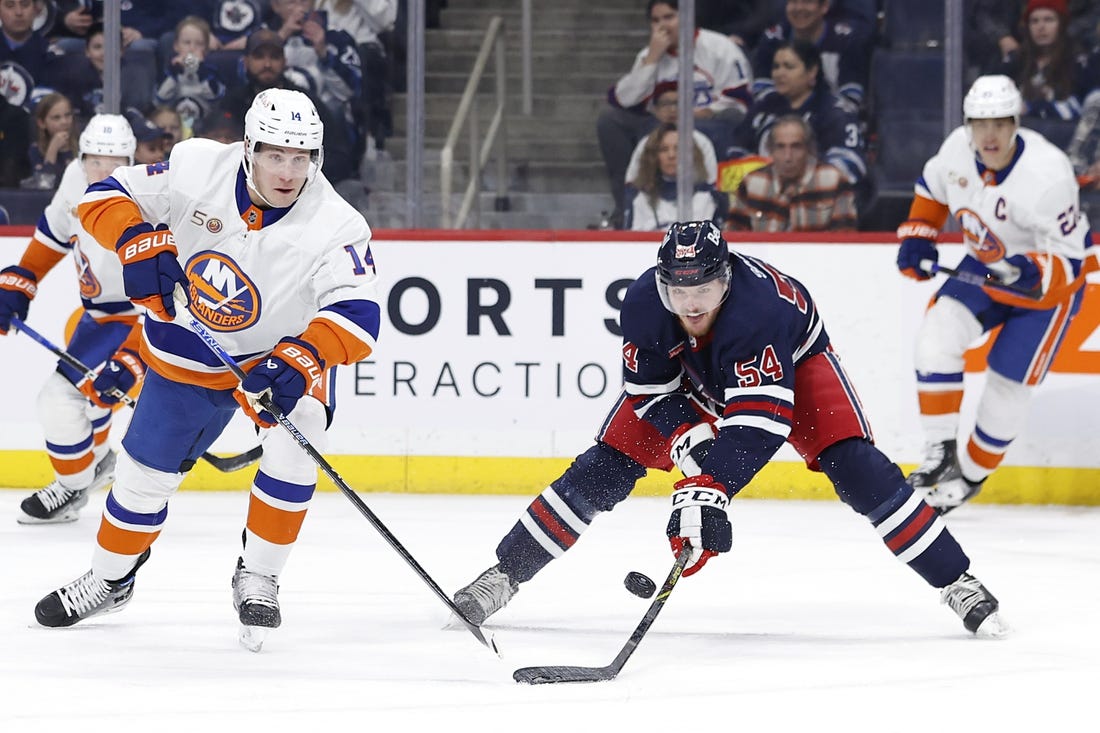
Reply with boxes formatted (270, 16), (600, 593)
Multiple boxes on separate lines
(366, 0), (646, 229)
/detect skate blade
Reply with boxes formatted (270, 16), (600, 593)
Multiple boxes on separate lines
(975, 612), (1011, 639)
(16, 510), (80, 525)
(239, 624), (272, 652)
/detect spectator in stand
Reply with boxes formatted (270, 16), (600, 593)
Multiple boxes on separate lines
(193, 105), (240, 143)
(154, 15), (227, 138)
(23, 91), (77, 190)
(213, 27), (354, 182)
(150, 104), (183, 155)
(625, 82), (718, 186)
(0, 90), (31, 186)
(1, 0), (61, 100)
(124, 107), (171, 164)
(727, 114), (856, 231)
(264, 0), (362, 152)
(729, 39), (866, 192)
(207, 0), (265, 51)
(624, 122), (727, 232)
(996, 0), (1093, 121)
(597, 0), (752, 229)
(49, 24), (153, 123)
(1068, 0), (1100, 50)
(752, 0), (871, 112)
(696, 0), (775, 50)
(315, 0), (396, 151)
(967, 1), (1024, 79)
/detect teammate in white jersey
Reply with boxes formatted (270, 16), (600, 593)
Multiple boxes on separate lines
(896, 75), (1096, 512)
(32, 89), (382, 650)
(0, 115), (142, 524)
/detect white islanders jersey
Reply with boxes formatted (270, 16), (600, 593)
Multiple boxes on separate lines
(79, 138), (381, 389)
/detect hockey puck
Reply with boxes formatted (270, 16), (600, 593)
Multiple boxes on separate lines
(624, 571), (656, 599)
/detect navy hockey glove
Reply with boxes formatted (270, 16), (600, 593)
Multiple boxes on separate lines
(1000, 254), (1042, 291)
(668, 422), (717, 476)
(234, 337), (325, 427)
(896, 220), (939, 281)
(116, 223), (188, 321)
(0, 265), (38, 335)
(667, 474), (732, 577)
(79, 348), (145, 408)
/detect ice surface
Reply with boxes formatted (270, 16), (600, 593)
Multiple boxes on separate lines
(1, 489), (1097, 730)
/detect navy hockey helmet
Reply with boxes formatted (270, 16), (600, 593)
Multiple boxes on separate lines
(655, 221), (732, 316)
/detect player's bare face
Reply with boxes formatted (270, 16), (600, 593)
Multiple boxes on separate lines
(668, 282), (726, 337)
(1028, 9), (1060, 48)
(969, 118), (1017, 170)
(81, 154), (129, 184)
(250, 144), (312, 208)
(657, 129), (679, 177)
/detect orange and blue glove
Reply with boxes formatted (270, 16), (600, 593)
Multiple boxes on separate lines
(896, 220), (939, 281)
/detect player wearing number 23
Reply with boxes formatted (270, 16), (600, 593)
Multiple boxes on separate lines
(896, 75), (1097, 513)
(456, 220), (1008, 638)
(33, 89), (381, 645)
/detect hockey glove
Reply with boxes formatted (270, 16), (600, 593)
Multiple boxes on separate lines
(79, 348), (145, 408)
(896, 220), (939, 281)
(0, 265), (38, 335)
(668, 422), (717, 477)
(999, 254), (1042, 292)
(116, 223), (188, 320)
(234, 337), (325, 427)
(667, 474), (732, 577)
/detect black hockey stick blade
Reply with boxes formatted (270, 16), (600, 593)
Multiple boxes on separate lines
(923, 261), (1041, 300)
(513, 546), (692, 684)
(199, 445), (263, 472)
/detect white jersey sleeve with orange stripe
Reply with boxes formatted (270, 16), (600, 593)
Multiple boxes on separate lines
(78, 137), (380, 389)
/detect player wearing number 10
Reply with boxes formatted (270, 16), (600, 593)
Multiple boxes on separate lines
(34, 88), (381, 647)
(456, 220), (1009, 638)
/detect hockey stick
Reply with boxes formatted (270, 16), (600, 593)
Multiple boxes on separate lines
(919, 260), (1041, 300)
(170, 294), (499, 654)
(10, 317), (263, 473)
(512, 545), (692, 684)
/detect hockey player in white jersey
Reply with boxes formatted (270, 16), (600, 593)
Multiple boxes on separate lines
(0, 115), (143, 524)
(33, 89), (381, 650)
(896, 75), (1096, 512)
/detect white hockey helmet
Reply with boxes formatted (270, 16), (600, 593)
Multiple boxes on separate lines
(79, 113), (136, 165)
(963, 75), (1023, 123)
(243, 88), (324, 202)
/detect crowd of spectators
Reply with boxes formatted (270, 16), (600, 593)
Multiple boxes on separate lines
(603, 0), (1100, 232)
(0, 0), (398, 191)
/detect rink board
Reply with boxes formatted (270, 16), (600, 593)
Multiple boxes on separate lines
(1, 229), (1098, 505)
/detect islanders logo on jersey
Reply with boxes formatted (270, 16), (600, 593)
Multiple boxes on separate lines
(185, 252), (261, 332)
(956, 207), (1007, 263)
(71, 237), (102, 300)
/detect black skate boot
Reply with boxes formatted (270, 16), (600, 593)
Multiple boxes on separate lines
(453, 564), (519, 626)
(35, 547), (151, 628)
(231, 557), (280, 652)
(941, 571), (1010, 638)
(932, 476), (985, 514)
(907, 440), (976, 511)
(18, 449), (117, 525)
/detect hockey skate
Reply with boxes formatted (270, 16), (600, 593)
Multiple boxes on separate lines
(941, 571), (1010, 638)
(453, 564), (519, 626)
(18, 449), (117, 525)
(927, 476), (985, 514)
(35, 548), (151, 628)
(906, 440), (981, 511)
(231, 557), (281, 652)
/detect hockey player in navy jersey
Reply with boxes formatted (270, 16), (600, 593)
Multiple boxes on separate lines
(455, 220), (1008, 638)
(32, 88), (381, 651)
